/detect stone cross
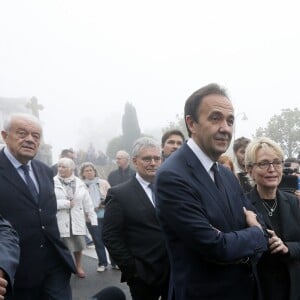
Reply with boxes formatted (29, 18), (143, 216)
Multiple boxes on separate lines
(26, 97), (44, 119)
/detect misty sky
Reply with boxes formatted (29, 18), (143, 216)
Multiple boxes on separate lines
(1, 0), (299, 160)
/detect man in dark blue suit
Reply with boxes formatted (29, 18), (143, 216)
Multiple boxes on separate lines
(0, 113), (76, 300)
(0, 215), (20, 299)
(155, 83), (268, 300)
(103, 137), (169, 300)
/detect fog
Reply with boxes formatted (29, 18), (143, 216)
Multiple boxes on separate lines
(1, 0), (299, 161)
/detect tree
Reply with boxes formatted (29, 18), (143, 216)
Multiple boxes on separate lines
(162, 114), (188, 137)
(253, 108), (300, 157)
(122, 102), (141, 153)
(106, 102), (142, 159)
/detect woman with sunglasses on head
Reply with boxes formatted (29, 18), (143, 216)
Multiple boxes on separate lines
(245, 137), (300, 300)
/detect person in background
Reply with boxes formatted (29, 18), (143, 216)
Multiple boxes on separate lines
(155, 83), (268, 300)
(107, 150), (135, 187)
(218, 154), (235, 173)
(0, 215), (20, 300)
(51, 148), (78, 176)
(54, 157), (98, 278)
(103, 137), (170, 300)
(283, 157), (300, 201)
(233, 136), (254, 192)
(245, 137), (300, 300)
(80, 162), (118, 272)
(161, 129), (185, 161)
(0, 113), (75, 300)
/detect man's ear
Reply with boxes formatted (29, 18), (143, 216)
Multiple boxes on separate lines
(185, 115), (196, 135)
(1, 130), (8, 141)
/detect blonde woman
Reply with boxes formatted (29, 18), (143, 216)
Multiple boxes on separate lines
(54, 157), (97, 278)
(245, 137), (300, 300)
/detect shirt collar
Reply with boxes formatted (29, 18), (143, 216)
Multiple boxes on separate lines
(135, 173), (152, 188)
(186, 138), (215, 173)
(4, 146), (33, 170)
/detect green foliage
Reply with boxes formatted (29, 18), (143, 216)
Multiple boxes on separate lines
(163, 114), (188, 137)
(253, 108), (300, 157)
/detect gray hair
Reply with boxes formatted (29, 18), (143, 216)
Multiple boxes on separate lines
(79, 161), (99, 178)
(116, 150), (130, 160)
(3, 113), (43, 135)
(58, 157), (76, 171)
(132, 137), (161, 158)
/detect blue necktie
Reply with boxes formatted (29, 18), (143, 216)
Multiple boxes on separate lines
(211, 163), (226, 195)
(148, 183), (156, 206)
(20, 165), (39, 202)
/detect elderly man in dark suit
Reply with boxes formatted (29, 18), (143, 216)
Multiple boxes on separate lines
(0, 113), (75, 300)
(155, 83), (268, 300)
(0, 215), (20, 299)
(103, 137), (169, 300)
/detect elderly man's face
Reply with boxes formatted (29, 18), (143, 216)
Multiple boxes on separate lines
(1, 116), (41, 164)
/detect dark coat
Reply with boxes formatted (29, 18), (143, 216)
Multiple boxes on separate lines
(107, 166), (135, 187)
(102, 177), (169, 286)
(155, 143), (268, 300)
(0, 215), (19, 288)
(0, 149), (76, 288)
(248, 188), (300, 300)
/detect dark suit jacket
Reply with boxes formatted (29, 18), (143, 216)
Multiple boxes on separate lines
(155, 143), (268, 300)
(107, 166), (135, 187)
(0, 149), (75, 288)
(248, 188), (300, 300)
(103, 177), (169, 286)
(0, 215), (19, 289)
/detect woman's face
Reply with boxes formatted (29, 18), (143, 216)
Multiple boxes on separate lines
(82, 166), (96, 180)
(58, 163), (73, 178)
(248, 148), (283, 190)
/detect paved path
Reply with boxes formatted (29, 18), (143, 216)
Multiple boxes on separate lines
(71, 247), (131, 299)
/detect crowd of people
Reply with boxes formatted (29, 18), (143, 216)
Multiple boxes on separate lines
(0, 83), (300, 300)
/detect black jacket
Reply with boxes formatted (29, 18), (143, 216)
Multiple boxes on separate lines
(248, 187), (300, 300)
(103, 177), (169, 285)
(0, 149), (76, 288)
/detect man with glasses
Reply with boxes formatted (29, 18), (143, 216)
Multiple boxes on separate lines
(0, 113), (75, 300)
(103, 137), (169, 300)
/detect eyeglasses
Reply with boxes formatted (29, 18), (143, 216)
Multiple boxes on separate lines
(140, 156), (161, 163)
(252, 160), (284, 170)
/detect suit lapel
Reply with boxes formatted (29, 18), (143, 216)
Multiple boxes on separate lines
(131, 177), (157, 218)
(0, 150), (39, 206)
(183, 145), (236, 226)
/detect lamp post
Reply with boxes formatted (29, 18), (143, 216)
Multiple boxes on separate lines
(233, 112), (248, 142)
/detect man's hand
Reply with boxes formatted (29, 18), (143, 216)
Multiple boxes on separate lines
(0, 269), (8, 299)
(243, 207), (263, 231)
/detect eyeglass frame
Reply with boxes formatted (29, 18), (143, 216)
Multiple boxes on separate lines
(251, 159), (284, 170)
(139, 156), (162, 163)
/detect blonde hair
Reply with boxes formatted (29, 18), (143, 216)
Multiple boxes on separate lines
(245, 137), (284, 169)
